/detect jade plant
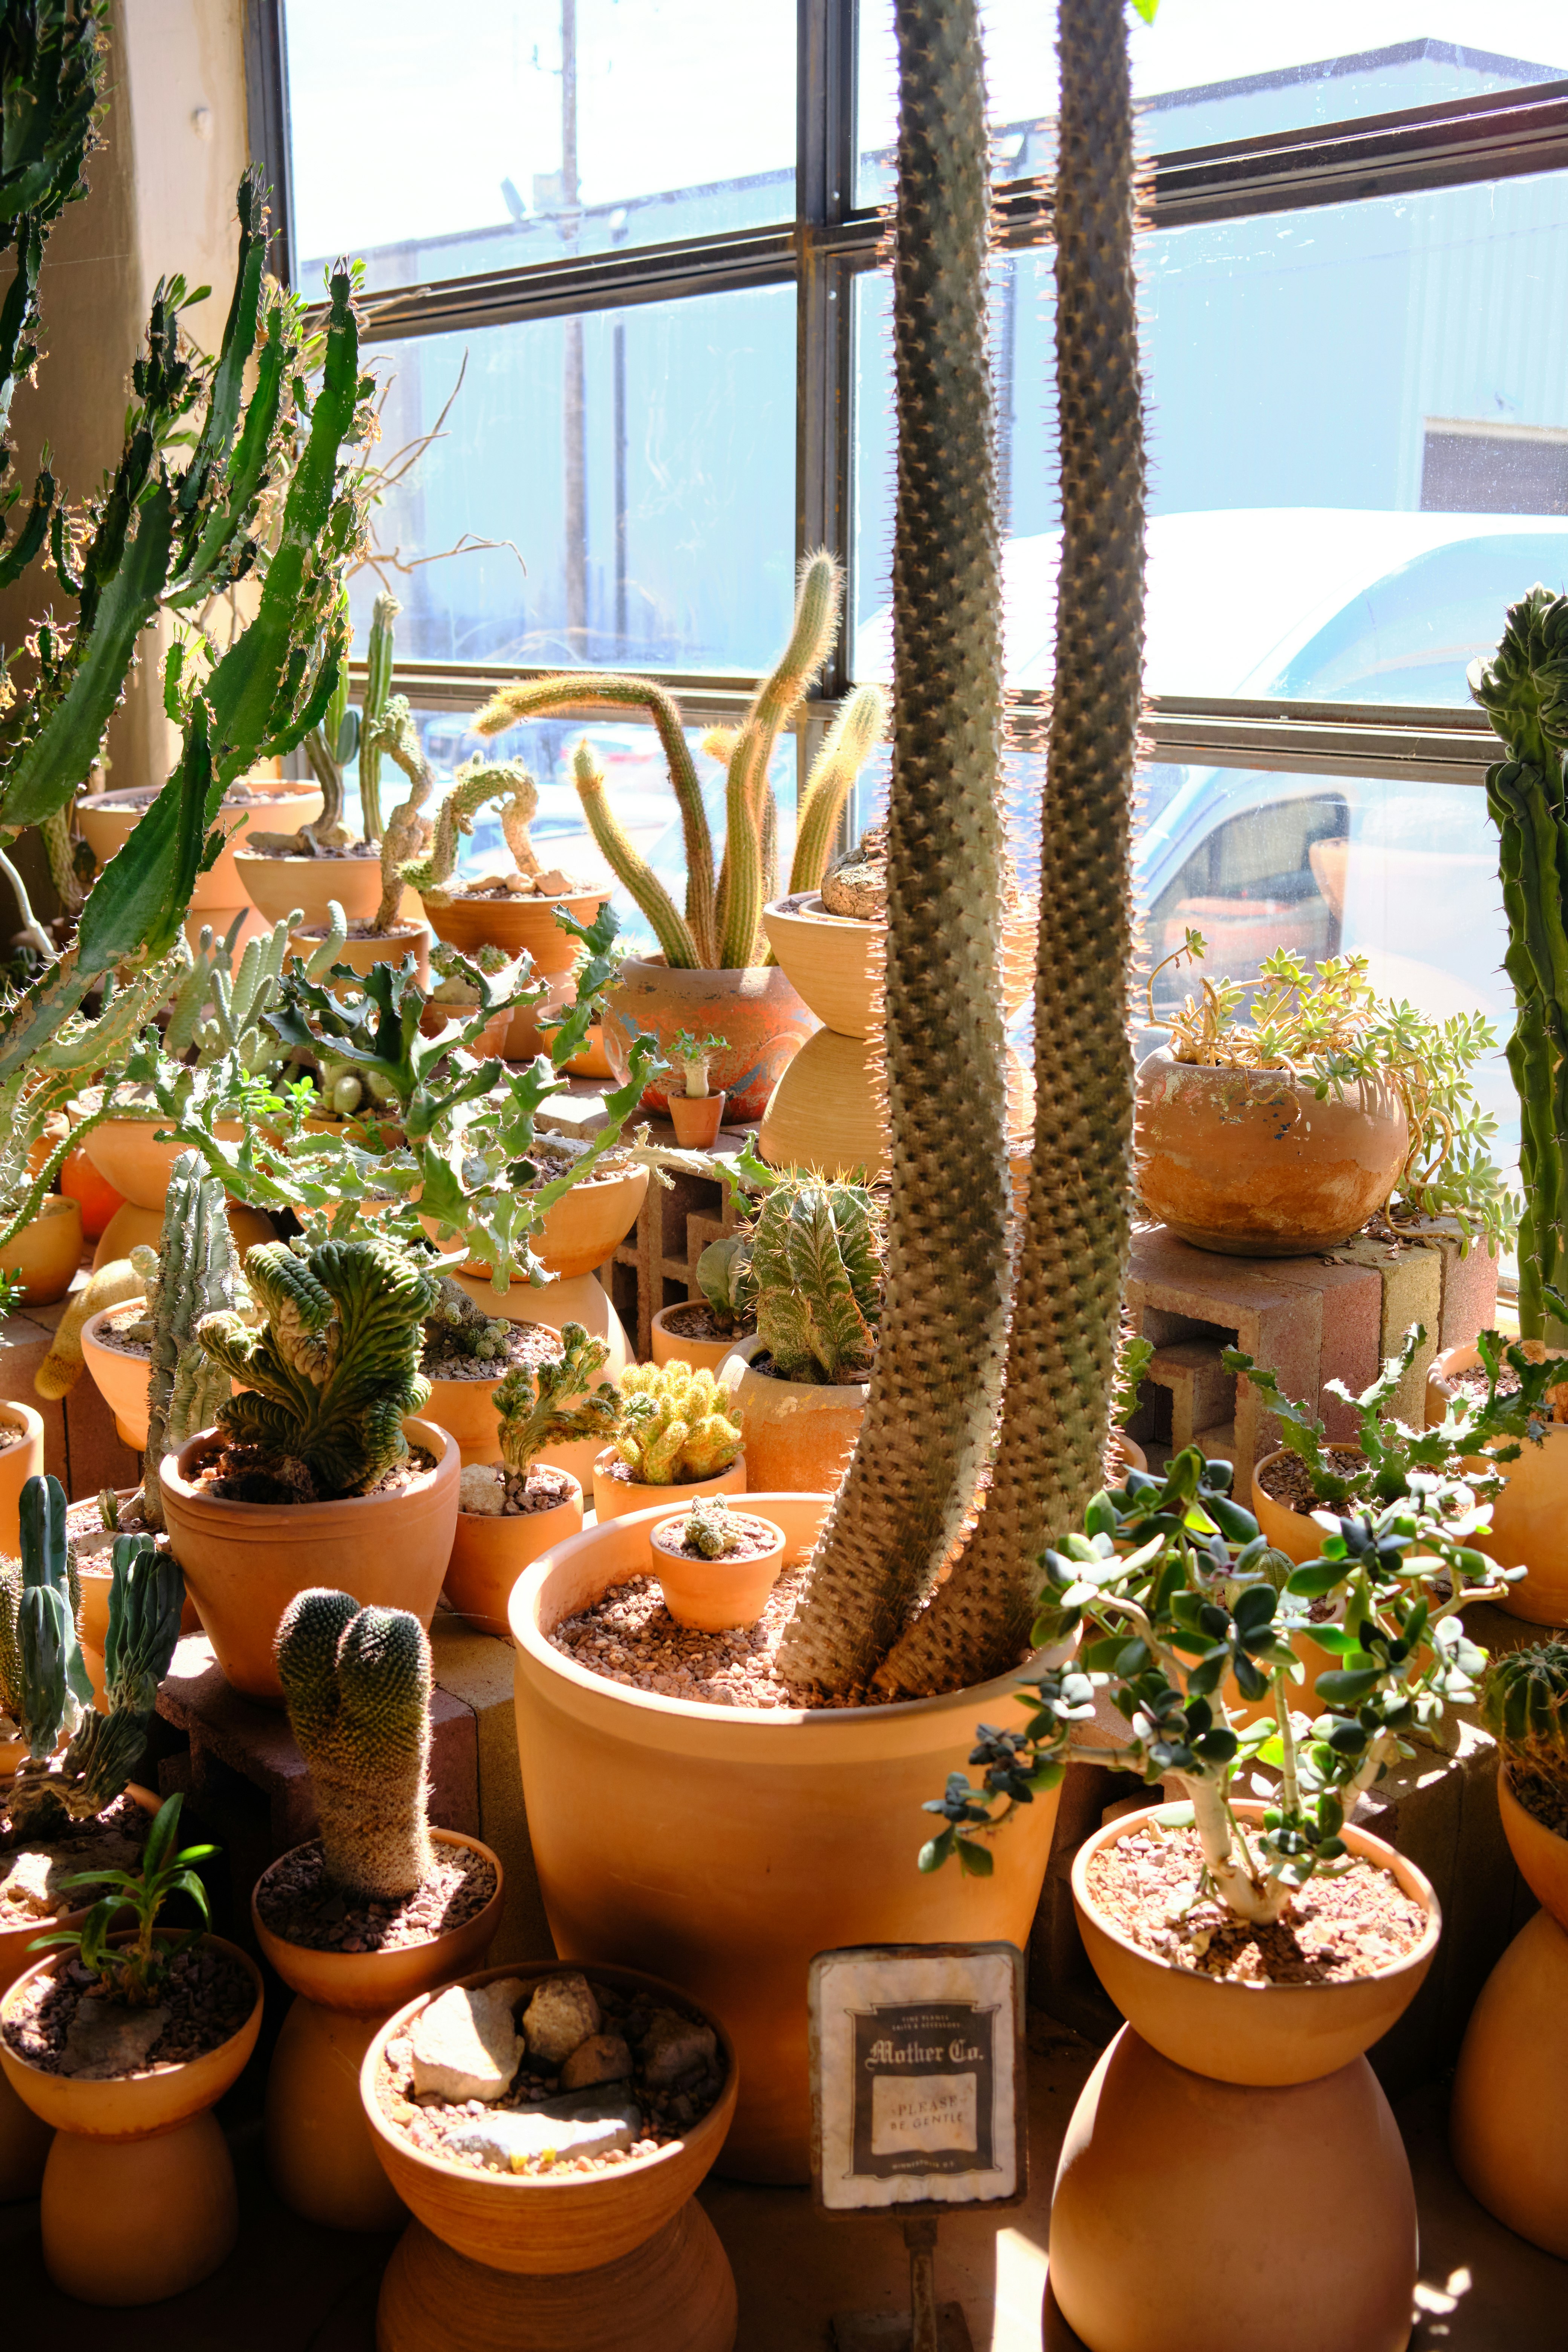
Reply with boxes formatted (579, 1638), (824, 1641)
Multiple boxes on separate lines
(276, 1588), (433, 1899)
(129, 1148), (249, 1530)
(920, 1447), (1513, 1913)
(611, 1361), (742, 1487)
(194, 1236), (438, 1501)
(459, 1321), (621, 1517)
(1481, 1641), (1568, 1827)
(30, 1791), (216, 2006)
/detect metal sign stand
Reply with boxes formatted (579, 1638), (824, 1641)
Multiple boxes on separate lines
(830, 2216), (976, 2351)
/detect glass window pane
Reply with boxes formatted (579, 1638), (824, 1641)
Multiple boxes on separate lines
(286, 1), (796, 297)
(856, 3), (1568, 205)
(356, 284), (795, 672)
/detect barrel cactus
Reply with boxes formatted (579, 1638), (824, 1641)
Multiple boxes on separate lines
(134, 1148), (248, 1529)
(749, 1176), (880, 1386)
(612, 1361), (742, 1486)
(1482, 1642), (1568, 1813)
(275, 1588), (433, 1899)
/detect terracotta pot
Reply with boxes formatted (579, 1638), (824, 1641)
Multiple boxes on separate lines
(420, 1369), (508, 1467)
(445, 1475), (584, 1639)
(447, 1272), (634, 1494)
(0, 1931), (263, 2303)
(602, 955), (816, 1122)
(1133, 1046), (1409, 1257)
(234, 846), (383, 930)
(0, 1193), (81, 1305)
(423, 887), (613, 978)
(60, 1144), (124, 1238)
(0, 1401), (44, 1553)
(1071, 1803), (1439, 2087)
(591, 1447), (746, 1525)
(1047, 2027), (1417, 2352)
(759, 1025), (1032, 1184)
(650, 1303), (753, 1377)
(417, 1002), (513, 1061)
(1426, 1341), (1568, 1623)
(80, 1306), (151, 1450)
(1112, 1433), (1147, 1476)
(508, 1496), (1062, 2183)
(157, 1415), (461, 1704)
(761, 889), (1036, 1039)
(1250, 1447), (1365, 1566)
(1498, 1765), (1568, 1930)
(668, 1093), (726, 1149)
(290, 916), (431, 992)
(82, 1110), (246, 1213)
(1450, 1905), (1568, 2258)
(91, 1196), (276, 1274)
(717, 1334), (868, 1495)
(649, 1508), (784, 1631)
(255, 1829), (502, 2233)
(79, 781), (321, 918)
(421, 1164), (648, 1286)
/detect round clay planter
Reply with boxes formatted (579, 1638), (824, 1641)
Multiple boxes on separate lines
(761, 889), (1036, 1039)
(718, 1334), (868, 1495)
(290, 916), (431, 993)
(444, 1474), (584, 1639)
(1250, 1447), (1366, 1566)
(0, 1931), (263, 2303)
(1133, 1045), (1410, 1256)
(421, 1165), (649, 1285)
(668, 1093), (726, 1149)
(649, 1508), (784, 1631)
(0, 1400), (44, 1553)
(650, 1305), (753, 1377)
(421, 1370), (509, 1468)
(1498, 1765), (1568, 1929)
(255, 1829), (503, 2233)
(82, 1110), (246, 1213)
(80, 1307), (151, 1449)
(1450, 1905), (1568, 2259)
(417, 1003), (512, 1061)
(591, 1447), (746, 1525)
(446, 1272), (633, 1494)
(1112, 1433), (1148, 1477)
(78, 781), (322, 922)
(759, 1025), (1032, 1184)
(1426, 1341), (1568, 1623)
(0, 1194), (81, 1306)
(235, 847), (383, 930)
(60, 1145), (125, 1239)
(423, 887), (613, 978)
(157, 1415), (461, 1705)
(508, 1495), (1062, 2184)
(1071, 1802), (1439, 2088)
(91, 1196), (276, 1274)
(601, 955), (816, 1122)
(1047, 2025), (1417, 2352)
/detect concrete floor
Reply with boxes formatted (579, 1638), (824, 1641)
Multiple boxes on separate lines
(3, 2011), (1562, 2347)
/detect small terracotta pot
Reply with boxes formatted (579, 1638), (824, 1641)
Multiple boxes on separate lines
(650, 1303), (753, 1377)
(0, 1931), (264, 2304)
(290, 916), (431, 992)
(1250, 1447), (1365, 1566)
(255, 1828), (503, 2232)
(602, 955), (816, 1123)
(0, 1400), (44, 1554)
(444, 1474), (584, 1639)
(80, 1306), (152, 1450)
(717, 1334), (868, 1494)
(421, 1164), (648, 1285)
(1133, 1046), (1409, 1257)
(591, 1446), (746, 1525)
(761, 889), (1036, 1039)
(60, 1144), (126, 1239)
(668, 1093), (726, 1149)
(157, 1415), (461, 1704)
(1426, 1341), (1568, 1623)
(234, 846), (384, 930)
(0, 1193), (81, 1305)
(91, 1196), (275, 1274)
(423, 886), (613, 977)
(649, 1509), (784, 1631)
(1497, 1766), (1568, 1932)
(1070, 1802), (1440, 2087)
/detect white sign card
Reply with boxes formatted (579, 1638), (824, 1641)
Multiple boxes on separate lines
(809, 1942), (1026, 2214)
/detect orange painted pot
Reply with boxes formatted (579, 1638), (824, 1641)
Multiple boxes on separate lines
(0, 1401), (44, 1553)
(591, 1447), (746, 1524)
(508, 1496), (1061, 2185)
(290, 917), (431, 992)
(80, 1306), (151, 1450)
(157, 1416), (461, 1704)
(649, 1508), (784, 1631)
(420, 1164), (648, 1285)
(60, 1145), (125, 1238)
(1426, 1342), (1568, 1624)
(1133, 1046), (1409, 1257)
(0, 1194), (81, 1305)
(602, 956), (816, 1123)
(444, 1475), (584, 1639)
(235, 847), (383, 930)
(422, 887), (612, 978)
(717, 1335), (867, 1494)
(650, 1304), (753, 1377)
(1450, 1901), (1568, 2259)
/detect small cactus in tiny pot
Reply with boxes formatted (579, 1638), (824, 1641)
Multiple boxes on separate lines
(650, 1500), (786, 1632)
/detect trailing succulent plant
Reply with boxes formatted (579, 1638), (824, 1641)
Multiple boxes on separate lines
(129, 1149), (249, 1530)
(1481, 1642), (1568, 1822)
(611, 1362), (742, 1487)
(275, 1588), (433, 1900)
(194, 1237), (438, 1501)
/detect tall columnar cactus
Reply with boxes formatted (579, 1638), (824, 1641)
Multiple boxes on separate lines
(1469, 586), (1568, 1345)
(195, 1237), (437, 1499)
(275, 1588), (433, 1899)
(612, 1361), (743, 1486)
(1482, 1641), (1568, 1802)
(776, 0), (1013, 1695)
(749, 1176), (881, 1385)
(12, 1472), (89, 1760)
(494, 1321), (620, 1475)
(361, 694), (437, 933)
(403, 753), (541, 899)
(135, 1148), (247, 1530)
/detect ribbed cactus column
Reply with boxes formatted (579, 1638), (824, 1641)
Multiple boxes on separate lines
(776, 0), (1011, 1695)
(878, 0), (1146, 1697)
(276, 1590), (434, 1899)
(139, 1149), (247, 1530)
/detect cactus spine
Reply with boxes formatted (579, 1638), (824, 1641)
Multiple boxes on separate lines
(136, 1148), (247, 1529)
(494, 1321), (620, 1475)
(1482, 1641), (1568, 1804)
(612, 1361), (742, 1486)
(276, 1588), (433, 1899)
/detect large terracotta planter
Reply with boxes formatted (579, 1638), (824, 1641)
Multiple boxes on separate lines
(444, 1475), (584, 1639)
(255, 1828), (502, 2232)
(157, 1415), (461, 1704)
(717, 1334), (867, 1494)
(1426, 1341), (1568, 1623)
(82, 1109), (246, 1213)
(0, 1193), (81, 1305)
(508, 1496), (1062, 2184)
(423, 886), (612, 978)
(762, 888), (1035, 1038)
(1133, 1046), (1409, 1256)
(759, 1024), (1032, 1184)
(80, 1306), (151, 1449)
(591, 1447), (746, 1524)
(0, 1400), (44, 1553)
(420, 1166), (648, 1284)
(650, 1303), (753, 1376)
(0, 1932), (263, 2303)
(236, 847), (381, 929)
(602, 955), (816, 1122)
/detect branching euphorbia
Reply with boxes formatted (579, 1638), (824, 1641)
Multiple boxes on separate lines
(920, 1446), (1516, 1926)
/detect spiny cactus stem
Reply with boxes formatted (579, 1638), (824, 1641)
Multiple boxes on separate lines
(573, 743), (701, 968)
(790, 685), (888, 896)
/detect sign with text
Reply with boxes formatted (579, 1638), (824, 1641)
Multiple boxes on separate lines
(809, 1943), (1026, 2214)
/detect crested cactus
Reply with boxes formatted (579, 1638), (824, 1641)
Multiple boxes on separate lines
(361, 694), (437, 933)
(493, 1321), (619, 1476)
(1482, 1642), (1568, 1808)
(195, 1237), (437, 1499)
(135, 1148), (248, 1530)
(275, 1588), (433, 1899)
(749, 1176), (881, 1385)
(402, 752), (541, 901)
(612, 1361), (742, 1486)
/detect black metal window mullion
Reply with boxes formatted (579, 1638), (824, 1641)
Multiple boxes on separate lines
(243, 0), (295, 287)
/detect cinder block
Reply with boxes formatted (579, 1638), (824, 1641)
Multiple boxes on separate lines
(1263, 1257), (1384, 1443)
(1126, 1227), (1323, 1480)
(1143, 1341), (1235, 1451)
(429, 1609), (556, 1968)
(1325, 1235), (1441, 1422)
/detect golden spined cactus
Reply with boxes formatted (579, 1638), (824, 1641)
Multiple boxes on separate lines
(275, 1589), (434, 1900)
(612, 1361), (743, 1487)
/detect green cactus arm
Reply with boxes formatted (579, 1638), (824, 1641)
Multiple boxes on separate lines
(714, 726), (764, 969)
(164, 286), (292, 612)
(789, 685), (888, 896)
(494, 1321), (619, 1473)
(572, 739), (701, 966)
(404, 756), (537, 898)
(355, 591), (399, 841)
(17, 1472), (90, 1759)
(140, 1148), (245, 1529)
(364, 693), (435, 932)
(1482, 1641), (1568, 1788)
(677, 1410), (741, 1480)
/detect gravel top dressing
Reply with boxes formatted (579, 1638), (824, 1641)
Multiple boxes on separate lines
(653, 1511), (777, 1563)
(1257, 1448), (1364, 1514)
(1507, 1763), (1568, 1842)
(548, 1567), (875, 1710)
(3, 1942), (253, 2076)
(423, 1320), (559, 1383)
(256, 1838), (498, 1954)
(657, 1301), (753, 1346)
(92, 1306), (153, 1361)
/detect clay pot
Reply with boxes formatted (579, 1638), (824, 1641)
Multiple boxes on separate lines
(508, 1496), (1063, 2184)
(1450, 1904), (1568, 2258)
(255, 1828), (502, 2232)
(1134, 1045), (1409, 1256)
(417, 1002), (513, 1061)
(423, 885), (613, 977)
(717, 1334), (868, 1494)
(91, 1196), (275, 1273)
(234, 846), (386, 930)
(668, 1093), (726, 1149)
(762, 888), (1035, 1038)
(759, 1025), (1032, 1184)
(1250, 1447), (1364, 1566)
(591, 1447), (746, 1525)
(421, 1164), (648, 1286)
(601, 955), (816, 1122)
(60, 1144), (124, 1238)
(0, 1932), (263, 2303)
(82, 1110), (246, 1213)
(444, 1473), (584, 1639)
(1072, 1803), (1439, 2087)
(80, 1307), (151, 1449)
(290, 916), (431, 994)
(0, 1193), (81, 1305)
(1498, 1764), (1568, 1928)
(157, 1415), (461, 1704)
(79, 781), (322, 951)
(1112, 1433), (1147, 1477)
(1047, 2026), (1417, 2352)
(1426, 1341), (1568, 1623)
(649, 1508), (784, 1631)
(446, 1272), (634, 1494)
(650, 1303), (753, 1377)
(0, 1400), (44, 1553)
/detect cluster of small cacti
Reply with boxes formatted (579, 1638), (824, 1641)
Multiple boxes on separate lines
(275, 1588), (433, 1899)
(681, 1497), (743, 1559)
(1482, 1642), (1568, 1802)
(424, 1277), (512, 1366)
(748, 1174), (881, 1386)
(162, 913), (302, 1080)
(612, 1362), (742, 1486)
(132, 1149), (249, 1529)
